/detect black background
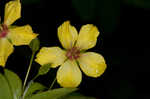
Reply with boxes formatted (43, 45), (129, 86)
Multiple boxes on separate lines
(0, 0), (150, 99)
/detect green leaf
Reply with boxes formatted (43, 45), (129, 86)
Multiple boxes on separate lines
(29, 88), (78, 99)
(24, 82), (47, 99)
(29, 38), (40, 52)
(4, 69), (22, 99)
(38, 63), (51, 75)
(60, 93), (96, 99)
(0, 72), (13, 99)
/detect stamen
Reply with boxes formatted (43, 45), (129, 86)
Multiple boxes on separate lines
(0, 24), (8, 38)
(66, 47), (80, 60)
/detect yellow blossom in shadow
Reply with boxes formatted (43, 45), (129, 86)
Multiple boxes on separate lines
(35, 21), (106, 88)
(0, 0), (38, 67)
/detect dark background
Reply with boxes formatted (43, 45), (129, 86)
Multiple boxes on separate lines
(1, 0), (150, 99)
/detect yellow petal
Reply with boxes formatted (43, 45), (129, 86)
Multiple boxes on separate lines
(76, 24), (99, 50)
(0, 38), (14, 67)
(77, 52), (106, 77)
(7, 25), (38, 46)
(4, 0), (21, 26)
(58, 21), (78, 49)
(35, 47), (67, 68)
(57, 60), (82, 88)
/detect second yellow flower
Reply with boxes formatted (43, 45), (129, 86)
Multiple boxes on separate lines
(35, 21), (107, 88)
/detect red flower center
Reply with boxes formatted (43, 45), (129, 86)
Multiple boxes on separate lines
(66, 47), (80, 60)
(0, 24), (9, 38)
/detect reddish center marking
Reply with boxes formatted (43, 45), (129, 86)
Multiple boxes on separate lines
(0, 24), (9, 38)
(66, 47), (80, 60)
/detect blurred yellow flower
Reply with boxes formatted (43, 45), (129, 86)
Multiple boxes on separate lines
(35, 21), (106, 88)
(0, 0), (38, 67)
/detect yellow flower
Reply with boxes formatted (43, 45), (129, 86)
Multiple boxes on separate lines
(0, 0), (38, 67)
(35, 21), (106, 87)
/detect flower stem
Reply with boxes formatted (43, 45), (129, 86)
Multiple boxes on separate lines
(22, 80), (33, 99)
(23, 52), (35, 91)
(32, 74), (39, 81)
(49, 77), (57, 90)
(22, 74), (39, 99)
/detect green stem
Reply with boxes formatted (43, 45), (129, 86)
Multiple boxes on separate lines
(49, 77), (56, 90)
(22, 74), (39, 99)
(23, 52), (35, 91)
(32, 74), (39, 81)
(22, 80), (33, 99)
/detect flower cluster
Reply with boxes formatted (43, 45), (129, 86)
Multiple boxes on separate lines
(0, 0), (106, 88)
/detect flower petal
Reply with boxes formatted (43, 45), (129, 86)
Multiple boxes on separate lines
(57, 60), (82, 88)
(7, 25), (38, 46)
(58, 21), (78, 49)
(0, 38), (14, 67)
(76, 24), (99, 50)
(4, 0), (21, 26)
(77, 52), (106, 77)
(35, 47), (67, 68)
